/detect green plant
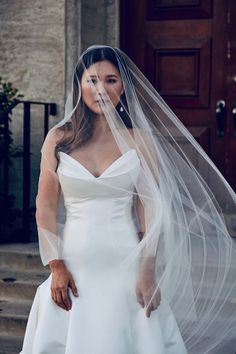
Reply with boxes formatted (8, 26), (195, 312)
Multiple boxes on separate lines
(0, 77), (24, 242)
(0, 76), (24, 162)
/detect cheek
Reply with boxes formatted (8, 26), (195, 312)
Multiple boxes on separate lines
(81, 84), (95, 103)
(109, 84), (123, 103)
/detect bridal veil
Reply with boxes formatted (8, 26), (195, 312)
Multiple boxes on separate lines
(36, 45), (236, 353)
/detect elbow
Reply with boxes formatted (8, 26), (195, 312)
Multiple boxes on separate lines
(35, 205), (56, 225)
(35, 208), (42, 225)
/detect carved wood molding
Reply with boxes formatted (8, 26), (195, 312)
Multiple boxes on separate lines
(146, 0), (213, 20)
(146, 38), (212, 108)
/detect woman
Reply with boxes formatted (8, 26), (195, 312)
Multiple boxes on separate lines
(20, 45), (236, 354)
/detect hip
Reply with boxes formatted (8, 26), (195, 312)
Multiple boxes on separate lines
(61, 218), (140, 267)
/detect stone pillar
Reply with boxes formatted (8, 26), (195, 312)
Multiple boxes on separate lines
(65, 0), (82, 96)
(65, 0), (120, 90)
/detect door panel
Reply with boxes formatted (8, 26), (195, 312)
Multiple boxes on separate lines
(147, 0), (212, 20)
(145, 38), (211, 108)
(120, 0), (236, 190)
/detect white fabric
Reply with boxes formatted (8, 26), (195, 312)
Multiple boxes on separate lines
(22, 45), (236, 353)
(20, 150), (187, 354)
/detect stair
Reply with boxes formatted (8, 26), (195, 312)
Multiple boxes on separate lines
(0, 243), (49, 354)
(0, 242), (235, 353)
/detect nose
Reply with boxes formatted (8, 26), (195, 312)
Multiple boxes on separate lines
(96, 82), (109, 100)
(96, 82), (105, 94)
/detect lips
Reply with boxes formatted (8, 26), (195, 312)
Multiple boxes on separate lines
(95, 99), (109, 104)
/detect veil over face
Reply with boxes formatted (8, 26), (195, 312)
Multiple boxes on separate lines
(37, 45), (236, 353)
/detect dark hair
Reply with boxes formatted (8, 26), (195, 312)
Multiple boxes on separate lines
(55, 46), (132, 159)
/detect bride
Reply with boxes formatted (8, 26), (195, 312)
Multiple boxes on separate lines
(20, 45), (236, 354)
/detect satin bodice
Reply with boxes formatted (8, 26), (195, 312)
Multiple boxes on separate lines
(57, 150), (141, 226)
(21, 148), (187, 354)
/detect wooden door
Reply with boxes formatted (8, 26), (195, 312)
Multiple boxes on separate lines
(120, 0), (236, 191)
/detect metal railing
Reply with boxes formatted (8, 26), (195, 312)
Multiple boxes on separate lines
(1, 100), (57, 243)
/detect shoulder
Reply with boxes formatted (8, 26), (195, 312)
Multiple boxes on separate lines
(45, 127), (64, 143)
(42, 126), (69, 149)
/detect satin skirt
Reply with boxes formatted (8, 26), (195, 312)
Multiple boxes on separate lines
(20, 214), (187, 354)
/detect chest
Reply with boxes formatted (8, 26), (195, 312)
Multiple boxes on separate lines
(69, 141), (122, 178)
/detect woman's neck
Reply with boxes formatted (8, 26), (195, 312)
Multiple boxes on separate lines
(93, 114), (111, 137)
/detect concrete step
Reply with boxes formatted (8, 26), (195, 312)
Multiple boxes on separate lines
(0, 299), (32, 336)
(0, 333), (23, 354)
(0, 268), (49, 301)
(0, 243), (47, 353)
(0, 243), (47, 272)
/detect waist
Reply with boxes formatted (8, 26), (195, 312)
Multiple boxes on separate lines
(64, 196), (134, 224)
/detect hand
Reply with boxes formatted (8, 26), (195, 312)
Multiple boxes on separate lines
(135, 274), (161, 318)
(49, 260), (79, 311)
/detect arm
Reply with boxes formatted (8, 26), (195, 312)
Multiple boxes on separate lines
(36, 128), (78, 310)
(36, 128), (61, 265)
(133, 129), (161, 317)
(134, 193), (161, 317)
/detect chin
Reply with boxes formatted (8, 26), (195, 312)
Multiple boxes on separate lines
(91, 107), (103, 115)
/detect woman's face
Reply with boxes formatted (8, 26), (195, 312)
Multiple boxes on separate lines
(80, 60), (124, 115)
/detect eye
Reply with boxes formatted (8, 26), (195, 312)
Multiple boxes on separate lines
(87, 78), (97, 84)
(107, 78), (117, 84)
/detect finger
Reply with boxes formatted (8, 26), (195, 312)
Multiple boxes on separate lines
(52, 288), (61, 307)
(61, 287), (71, 310)
(51, 287), (55, 301)
(55, 289), (67, 311)
(152, 288), (161, 305)
(136, 288), (145, 308)
(152, 295), (161, 310)
(146, 301), (153, 318)
(69, 277), (79, 297)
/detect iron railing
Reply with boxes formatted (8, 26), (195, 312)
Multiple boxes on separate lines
(0, 100), (57, 243)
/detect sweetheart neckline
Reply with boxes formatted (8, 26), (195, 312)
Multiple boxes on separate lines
(59, 149), (137, 179)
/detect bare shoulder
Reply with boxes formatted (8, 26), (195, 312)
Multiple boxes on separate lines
(43, 126), (69, 148)
(45, 127), (64, 143)
(40, 127), (66, 155)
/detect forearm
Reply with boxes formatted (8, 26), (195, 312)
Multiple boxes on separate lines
(138, 233), (157, 278)
(36, 206), (62, 266)
(36, 206), (57, 233)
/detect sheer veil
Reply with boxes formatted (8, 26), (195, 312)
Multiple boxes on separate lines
(37, 45), (236, 353)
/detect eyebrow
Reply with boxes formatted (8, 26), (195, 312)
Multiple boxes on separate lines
(87, 74), (118, 78)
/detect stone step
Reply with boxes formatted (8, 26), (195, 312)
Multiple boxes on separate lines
(0, 268), (49, 301)
(0, 299), (31, 336)
(0, 243), (47, 272)
(0, 333), (23, 354)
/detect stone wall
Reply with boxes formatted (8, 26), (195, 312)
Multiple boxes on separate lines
(81, 0), (119, 51)
(0, 0), (65, 108)
(0, 0), (120, 121)
(0, 0), (120, 241)
(0, 0), (66, 242)
(65, 0), (119, 93)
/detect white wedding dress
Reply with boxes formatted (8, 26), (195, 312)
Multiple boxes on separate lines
(20, 149), (187, 354)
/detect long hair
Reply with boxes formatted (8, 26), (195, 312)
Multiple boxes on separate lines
(55, 46), (131, 160)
